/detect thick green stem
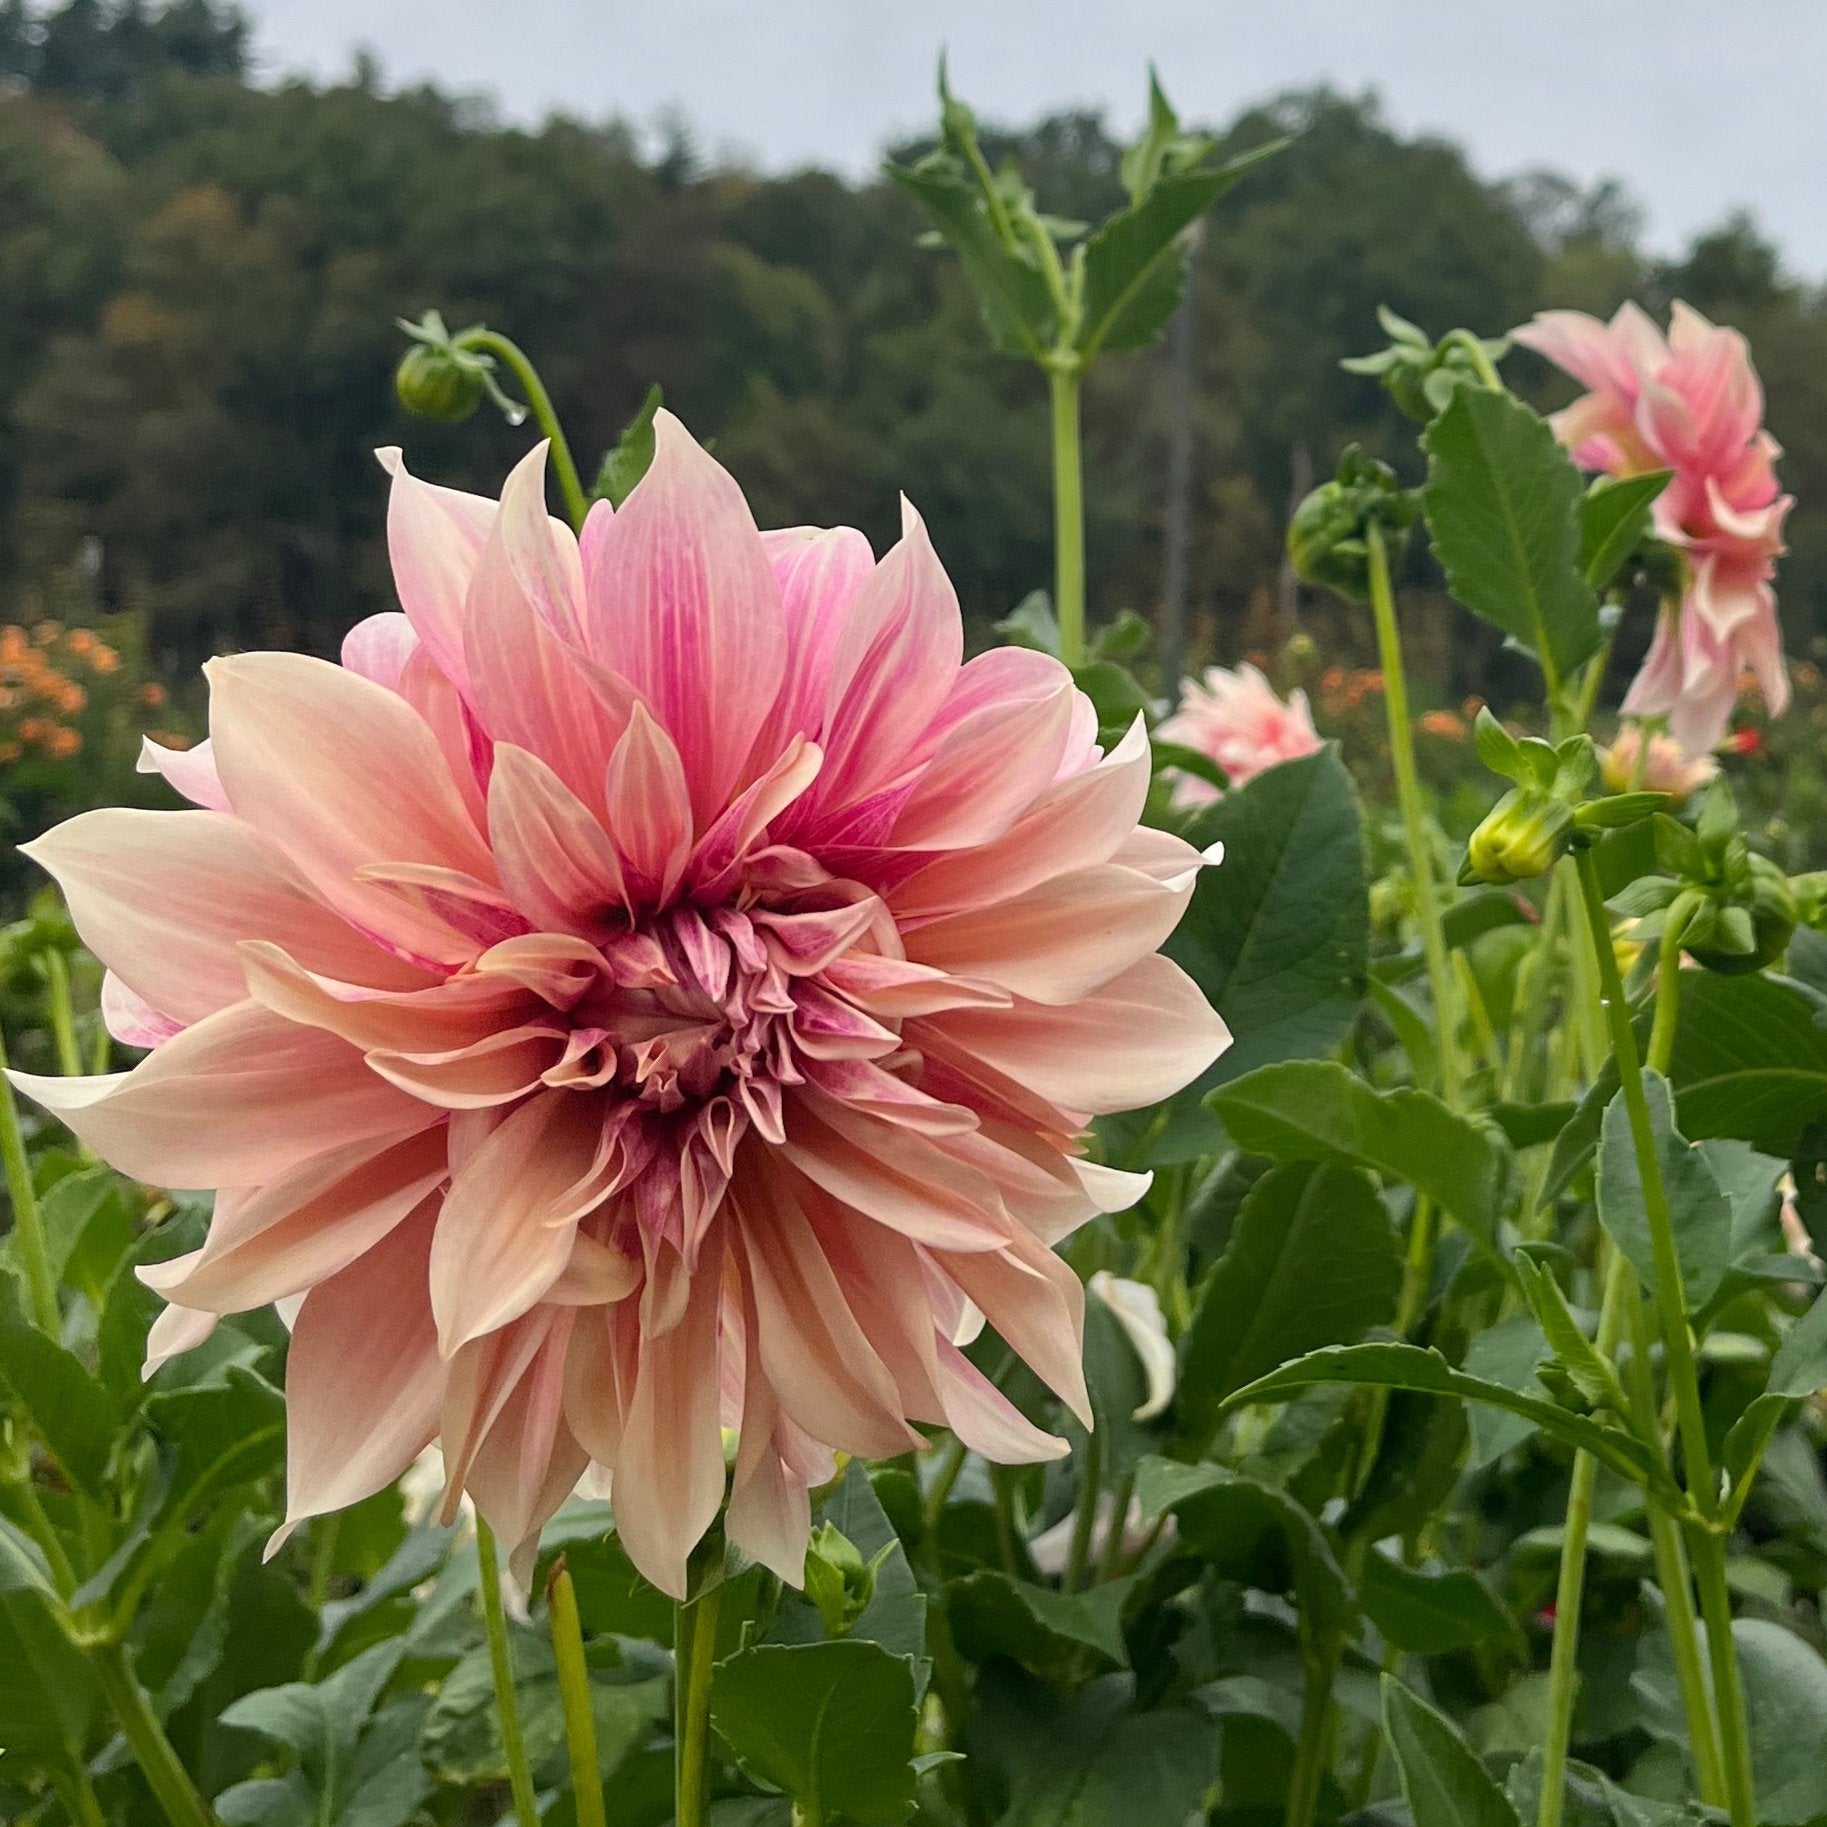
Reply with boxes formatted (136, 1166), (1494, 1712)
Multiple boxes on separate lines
(475, 1521), (540, 1827)
(457, 329), (590, 531)
(675, 1578), (724, 1827)
(1689, 1526), (1758, 1827)
(42, 951), (81, 1080)
(0, 1023), (59, 1334)
(1536, 1248), (1632, 1827)
(1366, 520), (1462, 1111)
(1572, 851), (1715, 1519)
(1623, 1293), (1727, 1805)
(53, 1766), (107, 1827)
(549, 1559), (607, 1827)
(1048, 366), (1087, 668)
(1284, 1634), (1341, 1827)
(92, 1642), (217, 1827)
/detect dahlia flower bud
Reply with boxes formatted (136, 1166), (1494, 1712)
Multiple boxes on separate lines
(395, 342), (485, 423)
(14, 414), (1229, 1599)
(1461, 787), (1574, 886)
(1686, 851), (1796, 976)
(1286, 447), (1415, 603)
(802, 1521), (890, 1637)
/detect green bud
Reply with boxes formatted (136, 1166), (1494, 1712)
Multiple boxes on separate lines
(1687, 851), (1796, 976)
(394, 342), (485, 422)
(1341, 310), (1510, 423)
(1285, 445), (1416, 603)
(801, 1522), (890, 1638)
(1461, 787), (1575, 886)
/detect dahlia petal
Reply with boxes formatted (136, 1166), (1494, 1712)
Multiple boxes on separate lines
(734, 1173), (922, 1459)
(488, 742), (630, 933)
(819, 952), (1011, 1017)
(932, 1336), (1069, 1462)
(279, 1199), (443, 1533)
(725, 1362), (813, 1586)
(364, 1024), (567, 1109)
(584, 412), (787, 823)
(25, 808), (428, 1027)
(143, 1301), (219, 1376)
(137, 736), (229, 812)
(13, 1001), (424, 1189)
(806, 499), (962, 817)
(379, 446), (495, 695)
(138, 1125), (447, 1313)
(933, 1231), (1090, 1426)
(780, 1094), (1010, 1251)
(100, 971), (182, 1048)
(341, 612), (420, 690)
(206, 652), (494, 964)
(928, 954), (1229, 1114)
(431, 1093), (614, 1353)
(463, 445), (626, 809)
(603, 702), (694, 903)
(903, 861), (1199, 1005)
(609, 1235), (728, 1598)
(761, 524), (877, 752)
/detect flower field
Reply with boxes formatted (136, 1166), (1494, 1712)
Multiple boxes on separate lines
(3, 35), (1827, 1827)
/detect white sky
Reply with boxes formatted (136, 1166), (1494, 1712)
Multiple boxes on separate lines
(240, 0), (1827, 271)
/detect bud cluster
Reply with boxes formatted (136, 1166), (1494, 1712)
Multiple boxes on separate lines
(1286, 445), (1418, 603)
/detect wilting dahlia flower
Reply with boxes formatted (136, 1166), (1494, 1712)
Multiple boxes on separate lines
(1155, 662), (1322, 807)
(16, 418), (1226, 1595)
(1513, 300), (1792, 755)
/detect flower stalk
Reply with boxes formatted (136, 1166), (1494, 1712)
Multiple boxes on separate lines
(674, 1575), (725, 1827)
(475, 1520), (541, 1827)
(453, 329), (590, 532)
(1048, 365), (1087, 668)
(548, 1557), (607, 1827)
(91, 1642), (218, 1827)
(0, 1022), (58, 1333)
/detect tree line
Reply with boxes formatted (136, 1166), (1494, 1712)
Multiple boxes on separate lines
(3, 0), (1826, 702)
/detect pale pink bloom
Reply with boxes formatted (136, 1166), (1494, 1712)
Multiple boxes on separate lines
(15, 418), (1227, 1597)
(1155, 664), (1322, 807)
(1598, 723), (1718, 806)
(1087, 1271), (1175, 1421)
(1513, 300), (1792, 755)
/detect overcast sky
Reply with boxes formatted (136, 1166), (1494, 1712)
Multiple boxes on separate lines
(240, 0), (1827, 272)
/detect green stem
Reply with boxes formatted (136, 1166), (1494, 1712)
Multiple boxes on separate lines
(475, 1521), (540, 1827)
(457, 329), (590, 531)
(4, 1453), (78, 1594)
(549, 1559), (607, 1827)
(91, 1642), (217, 1827)
(1061, 1424), (1103, 1592)
(54, 1767), (108, 1827)
(42, 951), (81, 1081)
(1624, 1293), (1727, 1806)
(1536, 1247), (1632, 1827)
(1048, 365), (1087, 669)
(1572, 850), (1715, 1518)
(1367, 520), (1463, 1111)
(922, 1435), (968, 1542)
(1284, 1634), (1341, 1827)
(1448, 328), (1505, 393)
(674, 1578), (724, 1827)
(0, 1023), (59, 1334)
(1646, 896), (1701, 1077)
(1688, 1526), (1758, 1827)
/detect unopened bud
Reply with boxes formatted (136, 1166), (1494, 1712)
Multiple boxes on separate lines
(395, 342), (486, 423)
(1461, 788), (1574, 886)
(1286, 447), (1415, 604)
(801, 1522), (890, 1637)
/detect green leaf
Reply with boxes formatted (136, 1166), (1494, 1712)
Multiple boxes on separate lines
(0, 1264), (119, 1501)
(970, 1670), (1218, 1827)
(1139, 748), (1367, 1162)
(1222, 1342), (1669, 1493)
(1178, 1161), (1401, 1444)
(1208, 1059), (1510, 1247)
(947, 1571), (1133, 1676)
(1382, 1673), (1522, 1827)
(887, 158), (1057, 358)
(1724, 1285), (1827, 1489)
(1421, 385), (1603, 687)
(592, 382), (662, 507)
(1513, 1254), (1630, 1413)
(1076, 142), (1281, 358)
(220, 1639), (403, 1791)
(1360, 1552), (1517, 1655)
(1597, 1071), (1731, 1307)
(1135, 1458), (1354, 1642)
(1578, 471), (1672, 590)
(710, 1640), (918, 1826)
(0, 1573), (98, 1773)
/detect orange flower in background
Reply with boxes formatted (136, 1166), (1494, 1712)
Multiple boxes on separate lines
(1417, 710), (1467, 741)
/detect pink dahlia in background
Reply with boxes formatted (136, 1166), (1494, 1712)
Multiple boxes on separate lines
(14, 418), (1227, 1596)
(1513, 300), (1792, 755)
(1155, 662), (1323, 807)
(1598, 722), (1718, 807)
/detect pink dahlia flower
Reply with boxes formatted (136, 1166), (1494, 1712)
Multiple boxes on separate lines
(1155, 663), (1323, 807)
(14, 418), (1227, 1596)
(1513, 300), (1792, 755)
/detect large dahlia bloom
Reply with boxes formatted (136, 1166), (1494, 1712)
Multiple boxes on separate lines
(1513, 300), (1792, 755)
(1155, 662), (1322, 808)
(15, 419), (1226, 1595)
